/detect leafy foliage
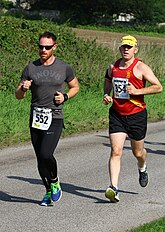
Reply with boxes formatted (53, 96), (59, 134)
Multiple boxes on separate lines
(30, 0), (165, 24)
(0, 15), (164, 147)
(0, 0), (13, 9)
(0, 16), (112, 92)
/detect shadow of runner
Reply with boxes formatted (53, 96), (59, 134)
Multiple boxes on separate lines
(0, 191), (40, 204)
(7, 176), (107, 203)
(7, 176), (42, 185)
(7, 176), (139, 204)
(101, 138), (165, 156)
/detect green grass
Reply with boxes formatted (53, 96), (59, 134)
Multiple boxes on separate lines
(0, 91), (31, 146)
(0, 80), (164, 147)
(0, 89), (109, 147)
(0, 15), (164, 230)
(0, 15), (164, 146)
(131, 216), (165, 232)
(75, 24), (165, 38)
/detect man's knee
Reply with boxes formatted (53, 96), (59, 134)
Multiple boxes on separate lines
(133, 148), (146, 158)
(111, 147), (123, 157)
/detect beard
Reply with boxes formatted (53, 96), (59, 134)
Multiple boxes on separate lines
(39, 51), (52, 61)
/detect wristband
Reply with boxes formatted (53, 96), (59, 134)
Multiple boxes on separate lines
(104, 94), (108, 98)
(63, 93), (68, 102)
(21, 85), (27, 92)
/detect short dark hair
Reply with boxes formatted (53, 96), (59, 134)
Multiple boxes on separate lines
(39, 31), (57, 43)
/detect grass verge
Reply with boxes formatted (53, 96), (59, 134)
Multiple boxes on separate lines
(0, 16), (164, 230)
(0, 81), (165, 148)
(131, 216), (165, 232)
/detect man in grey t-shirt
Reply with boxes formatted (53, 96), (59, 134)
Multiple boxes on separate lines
(15, 31), (79, 206)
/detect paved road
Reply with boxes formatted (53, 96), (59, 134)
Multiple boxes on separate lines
(0, 121), (165, 232)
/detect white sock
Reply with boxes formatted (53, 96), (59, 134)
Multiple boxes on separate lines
(138, 163), (147, 172)
(112, 185), (118, 190)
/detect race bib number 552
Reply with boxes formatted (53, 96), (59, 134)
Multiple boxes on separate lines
(32, 107), (52, 130)
(112, 77), (130, 99)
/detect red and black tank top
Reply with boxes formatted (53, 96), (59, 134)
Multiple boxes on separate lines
(111, 58), (146, 115)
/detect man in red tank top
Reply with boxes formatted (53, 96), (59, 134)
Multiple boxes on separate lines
(103, 35), (163, 203)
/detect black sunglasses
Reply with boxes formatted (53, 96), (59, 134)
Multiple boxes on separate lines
(39, 44), (55, 50)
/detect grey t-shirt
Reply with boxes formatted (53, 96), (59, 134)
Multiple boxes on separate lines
(21, 58), (75, 118)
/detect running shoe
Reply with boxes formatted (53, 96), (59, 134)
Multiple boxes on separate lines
(139, 167), (148, 187)
(40, 191), (53, 206)
(51, 177), (62, 202)
(105, 185), (120, 203)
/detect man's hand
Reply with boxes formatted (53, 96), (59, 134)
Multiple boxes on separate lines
(103, 94), (113, 105)
(21, 80), (33, 92)
(127, 82), (138, 95)
(54, 91), (65, 105)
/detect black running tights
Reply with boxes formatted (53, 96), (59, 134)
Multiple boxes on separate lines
(30, 118), (63, 191)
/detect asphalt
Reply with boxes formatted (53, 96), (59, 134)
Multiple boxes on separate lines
(0, 120), (165, 232)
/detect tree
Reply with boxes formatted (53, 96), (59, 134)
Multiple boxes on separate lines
(4, 0), (165, 24)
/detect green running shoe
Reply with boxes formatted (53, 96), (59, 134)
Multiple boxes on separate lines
(40, 191), (53, 206)
(105, 186), (120, 203)
(51, 177), (62, 202)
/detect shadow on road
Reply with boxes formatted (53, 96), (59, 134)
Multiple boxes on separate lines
(5, 176), (138, 204)
(0, 191), (40, 204)
(100, 136), (165, 156)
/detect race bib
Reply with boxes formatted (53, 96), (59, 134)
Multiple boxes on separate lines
(32, 107), (52, 130)
(112, 77), (130, 99)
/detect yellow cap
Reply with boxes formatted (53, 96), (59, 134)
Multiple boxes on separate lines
(121, 35), (137, 46)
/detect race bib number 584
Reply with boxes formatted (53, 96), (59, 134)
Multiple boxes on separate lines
(32, 107), (52, 130)
(112, 77), (130, 99)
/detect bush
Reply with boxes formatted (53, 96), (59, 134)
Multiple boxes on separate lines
(0, 16), (113, 92)
(0, 0), (13, 9)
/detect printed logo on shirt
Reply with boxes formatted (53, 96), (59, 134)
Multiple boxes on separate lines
(33, 70), (61, 82)
(126, 70), (131, 78)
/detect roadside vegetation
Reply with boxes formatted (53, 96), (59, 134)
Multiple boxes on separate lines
(75, 24), (165, 37)
(131, 216), (165, 232)
(0, 15), (165, 148)
(0, 13), (164, 231)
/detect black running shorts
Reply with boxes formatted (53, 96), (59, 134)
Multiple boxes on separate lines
(109, 107), (147, 141)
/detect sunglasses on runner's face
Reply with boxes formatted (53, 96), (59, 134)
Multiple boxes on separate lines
(38, 44), (55, 50)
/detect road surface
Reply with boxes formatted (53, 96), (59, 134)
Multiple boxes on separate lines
(0, 120), (165, 232)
